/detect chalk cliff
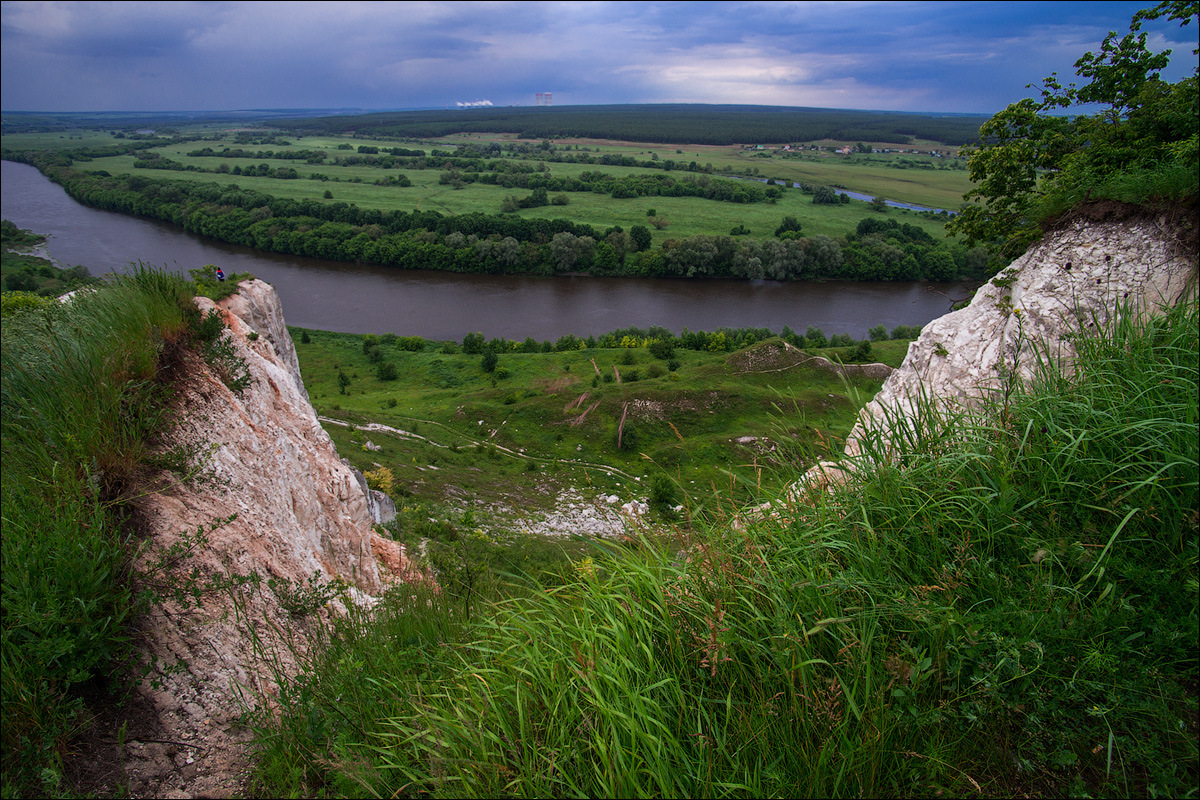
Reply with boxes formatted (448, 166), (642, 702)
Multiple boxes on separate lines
(844, 206), (1196, 460)
(119, 279), (392, 798)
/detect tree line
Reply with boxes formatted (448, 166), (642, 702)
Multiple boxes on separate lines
(5, 151), (998, 282)
(278, 104), (988, 147)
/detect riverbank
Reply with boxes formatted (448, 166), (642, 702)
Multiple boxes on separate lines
(2, 159), (980, 339)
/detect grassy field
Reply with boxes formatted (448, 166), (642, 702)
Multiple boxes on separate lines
(294, 327), (911, 524)
(4, 128), (971, 246)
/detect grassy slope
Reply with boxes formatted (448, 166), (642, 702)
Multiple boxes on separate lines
(295, 328), (909, 517)
(251, 299), (1198, 800)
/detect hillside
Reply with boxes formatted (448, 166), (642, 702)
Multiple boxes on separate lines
(241, 204), (1197, 799)
(3, 202), (1195, 798)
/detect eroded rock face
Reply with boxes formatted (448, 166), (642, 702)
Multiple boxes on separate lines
(219, 280), (307, 401)
(121, 280), (384, 798)
(845, 211), (1197, 459)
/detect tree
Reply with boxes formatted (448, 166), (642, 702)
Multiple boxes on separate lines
(463, 331), (486, 354)
(774, 215), (803, 237)
(629, 224), (652, 251)
(812, 185), (840, 204)
(948, 1), (1198, 256)
(481, 349), (498, 373)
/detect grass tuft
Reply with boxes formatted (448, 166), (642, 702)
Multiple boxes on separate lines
(249, 299), (1197, 797)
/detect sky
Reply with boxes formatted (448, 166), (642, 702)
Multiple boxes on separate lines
(1, 1), (1196, 115)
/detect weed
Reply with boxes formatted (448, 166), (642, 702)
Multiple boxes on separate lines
(268, 573), (351, 618)
(248, 299), (1197, 799)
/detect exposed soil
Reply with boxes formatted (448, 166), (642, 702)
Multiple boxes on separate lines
(1043, 197), (1199, 265)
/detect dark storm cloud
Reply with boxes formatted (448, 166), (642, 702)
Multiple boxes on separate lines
(1, 1), (1194, 113)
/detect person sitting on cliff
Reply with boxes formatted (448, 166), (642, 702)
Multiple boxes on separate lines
(215, 267), (226, 282)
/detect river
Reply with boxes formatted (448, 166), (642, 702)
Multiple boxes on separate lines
(2, 159), (976, 340)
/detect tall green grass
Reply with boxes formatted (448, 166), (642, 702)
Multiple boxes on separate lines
(248, 298), (1196, 797)
(1, 268), (200, 797)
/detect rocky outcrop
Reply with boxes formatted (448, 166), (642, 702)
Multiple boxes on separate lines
(118, 280), (389, 798)
(843, 209), (1196, 460)
(219, 280), (307, 401)
(349, 462), (398, 525)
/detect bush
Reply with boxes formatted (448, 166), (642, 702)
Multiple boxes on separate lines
(648, 339), (675, 360)
(649, 475), (681, 517)
(890, 324), (922, 340)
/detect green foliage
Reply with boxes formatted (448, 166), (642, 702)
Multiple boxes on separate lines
(480, 349), (498, 373)
(0, 219), (46, 249)
(0, 290), (50, 317)
(281, 104), (989, 147)
(1, 267), (211, 797)
(251, 298), (1197, 799)
(462, 331), (486, 354)
(268, 573), (350, 618)
(375, 360), (398, 381)
(812, 185), (840, 204)
(949, 2), (1199, 255)
(774, 215), (803, 237)
(2, 219), (96, 298)
(649, 475), (681, 519)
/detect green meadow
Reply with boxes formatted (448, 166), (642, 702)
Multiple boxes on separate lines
(294, 326), (910, 518)
(5, 127), (970, 247)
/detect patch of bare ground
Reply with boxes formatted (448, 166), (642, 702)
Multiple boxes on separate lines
(540, 374), (580, 393)
(1042, 197), (1199, 265)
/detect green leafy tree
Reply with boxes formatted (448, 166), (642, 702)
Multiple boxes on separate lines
(462, 331), (486, 354)
(629, 224), (652, 251)
(774, 215), (803, 237)
(811, 185), (840, 204)
(481, 349), (498, 373)
(949, 1), (1198, 256)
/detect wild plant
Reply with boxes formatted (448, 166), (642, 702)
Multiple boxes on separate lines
(0, 266), (244, 796)
(245, 298), (1196, 798)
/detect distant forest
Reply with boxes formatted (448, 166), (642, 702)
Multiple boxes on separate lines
(279, 104), (989, 147)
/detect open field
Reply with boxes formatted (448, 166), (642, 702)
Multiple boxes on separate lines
(3, 127), (971, 247)
(294, 328), (909, 520)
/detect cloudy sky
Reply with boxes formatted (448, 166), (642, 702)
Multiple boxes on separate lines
(2, 1), (1195, 115)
